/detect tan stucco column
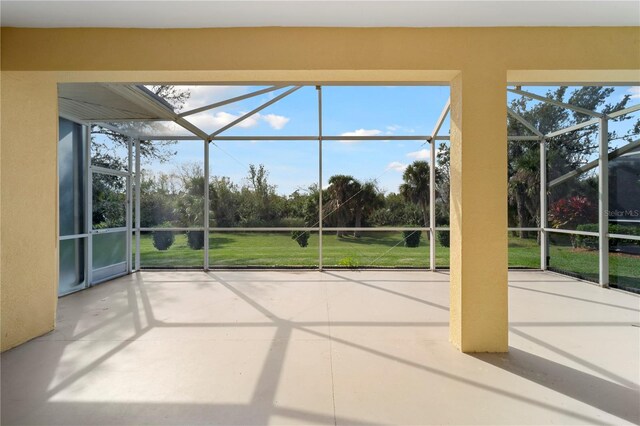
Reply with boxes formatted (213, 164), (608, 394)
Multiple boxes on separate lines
(1, 72), (59, 351)
(449, 68), (509, 353)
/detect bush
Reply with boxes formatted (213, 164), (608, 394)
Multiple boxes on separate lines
(575, 223), (640, 250)
(338, 256), (360, 268)
(291, 230), (310, 248)
(438, 231), (450, 247)
(549, 196), (597, 229)
(152, 223), (175, 251)
(186, 231), (204, 250)
(403, 230), (422, 248)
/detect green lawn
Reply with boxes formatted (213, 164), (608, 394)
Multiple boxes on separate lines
(548, 244), (640, 289)
(138, 231), (445, 268)
(136, 231), (639, 290)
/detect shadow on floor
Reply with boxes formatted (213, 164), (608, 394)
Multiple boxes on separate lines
(473, 347), (640, 424)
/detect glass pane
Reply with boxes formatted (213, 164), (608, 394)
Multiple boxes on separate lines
(140, 141), (204, 228)
(509, 232), (540, 268)
(209, 140), (317, 227)
(91, 130), (129, 171)
(547, 232), (598, 283)
(58, 118), (86, 236)
(323, 140), (430, 228)
(321, 231), (429, 268)
(140, 231), (204, 269)
(209, 232), (318, 268)
(507, 140), (540, 228)
(435, 231), (450, 268)
(93, 231), (127, 270)
(93, 173), (127, 229)
(59, 238), (85, 295)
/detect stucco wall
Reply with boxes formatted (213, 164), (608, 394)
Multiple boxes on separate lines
(1, 26), (638, 352)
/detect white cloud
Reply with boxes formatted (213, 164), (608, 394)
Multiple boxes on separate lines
(386, 161), (407, 172)
(406, 149), (430, 160)
(262, 113), (290, 130)
(214, 111), (261, 128)
(339, 128), (382, 143)
(341, 128), (382, 137)
(179, 85), (248, 112)
(188, 110), (292, 133)
(189, 111), (261, 132)
(629, 86), (640, 99)
(385, 124), (416, 135)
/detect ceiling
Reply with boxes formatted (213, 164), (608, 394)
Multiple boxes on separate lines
(1, 1), (639, 28)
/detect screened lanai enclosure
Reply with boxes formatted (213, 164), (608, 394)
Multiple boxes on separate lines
(57, 83), (640, 295)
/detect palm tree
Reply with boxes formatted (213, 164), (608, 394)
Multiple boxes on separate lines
(352, 181), (384, 237)
(326, 174), (359, 236)
(400, 161), (430, 227)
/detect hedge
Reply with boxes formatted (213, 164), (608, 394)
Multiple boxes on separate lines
(574, 223), (640, 249)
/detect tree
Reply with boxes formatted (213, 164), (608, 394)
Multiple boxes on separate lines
(91, 85), (192, 231)
(301, 184), (328, 227)
(399, 161), (430, 227)
(238, 164), (286, 226)
(174, 164), (205, 228)
(325, 175), (359, 236)
(351, 181), (384, 237)
(139, 172), (177, 228)
(209, 176), (241, 227)
(507, 86), (632, 235)
(91, 85), (191, 163)
(369, 192), (422, 227)
(435, 142), (450, 224)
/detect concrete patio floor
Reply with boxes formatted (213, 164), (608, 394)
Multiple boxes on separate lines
(1, 270), (639, 425)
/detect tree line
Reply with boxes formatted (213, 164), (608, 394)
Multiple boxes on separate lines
(132, 160), (449, 233)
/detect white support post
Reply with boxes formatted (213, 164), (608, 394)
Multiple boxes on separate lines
(135, 139), (141, 271)
(204, 140), (210, 271)
(126, 137), (133, 273)
(429, 138), (436, 271)
(85, 125), (93, 286)
(598, 118), (609, 287)
(317, 86), (323, 271)
(540, 138), (548, 270)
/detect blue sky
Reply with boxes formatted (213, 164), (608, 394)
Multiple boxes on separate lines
(131, 84), (639, 196)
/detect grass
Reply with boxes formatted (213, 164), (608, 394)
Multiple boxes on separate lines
(548, 243), (640, 290)
(139, 231), (443, 268)
(136, 231), (639, 290)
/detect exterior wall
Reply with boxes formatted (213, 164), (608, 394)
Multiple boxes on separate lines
(1, 26), (639, 352)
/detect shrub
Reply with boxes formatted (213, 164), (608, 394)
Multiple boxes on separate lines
(438, 231), (450, 247)
(152, 223), (175, 251)
(549, 196), (597, 229)
(402, 230), (422, 248)
(291, 230), (310, 248)
(186, 231), (204, 250)
(338, 256), (360, 268)
(575, 223), (640, 250)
